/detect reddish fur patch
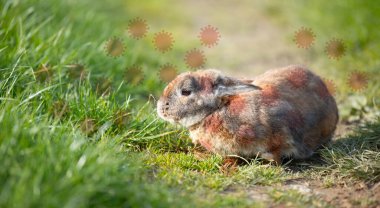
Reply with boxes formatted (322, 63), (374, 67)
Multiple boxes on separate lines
(286, 68), (308, 88)
(304, 116), (336, 149)
(203, 113), (223, 133)
(199, 139), (213, 151)
(267, 133), (284, 162)
(236, 125), (255, 145)
(228, 95), (246, 115)
(321, 117), (335, 138)
(261, 85), (280, 105)
(163, 81), (175, 97)
(199, 76), (213, 93)
(268, 133), (284, 151)
(315, 79), (331, 100)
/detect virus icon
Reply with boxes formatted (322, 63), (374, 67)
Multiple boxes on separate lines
(159, 63), (178, 83)
(124, 65), (144, 86)
(347, 71), (369, 91)
(80, 118), (97, 135)
(325, 38), (346, 60)
(67, 63), (87, 80)
(95, 77), (112, 96)
(153, 30), (174, 53)
(322, 78), (337, 97)
(198, 25), (221, 48)
(51, 99), (69, 119)
(293, 27), (315, 49)
(34, 64), (53, 82)
(113, 109), (130, 129)
(184, 49), (206, 69)
(104, 37), (125, 57)
(286, 68), (308, 89)
(127, 17), (149, 39)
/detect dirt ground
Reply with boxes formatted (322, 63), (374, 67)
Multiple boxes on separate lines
(248, 178), (380, 207)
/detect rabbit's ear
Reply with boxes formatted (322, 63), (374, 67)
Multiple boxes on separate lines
(214, 77), (260, 98)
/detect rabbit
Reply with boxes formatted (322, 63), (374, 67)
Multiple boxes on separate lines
(157, 65), (339, 164)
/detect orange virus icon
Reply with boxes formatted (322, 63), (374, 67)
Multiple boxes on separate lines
(198, 25), (221, 48)
(184, 49), (206, 69)
(325, 38), (345, 60)
(153, 30), (174, 53)
(293, 27), (315, 49)
(80, 118), (97, 135)
(124, 65), (144, 86)
(95, 77), (112, 96)
(322, 78), (337, 97)
(51, 99), (70, 119)
(286, 67), (308, 89)
(34, 64), (53, 82)
(127, 17), (149, 39)
(347, 71), (369, 91)
(113, 109), (130, 129)
(67, 63), (87, 80)
(159, 63), (178, 83)
(104, 37), (125, 57)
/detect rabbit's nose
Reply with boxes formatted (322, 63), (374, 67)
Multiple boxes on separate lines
(164, 102), (170, 111)
(159, 101), (169, 114)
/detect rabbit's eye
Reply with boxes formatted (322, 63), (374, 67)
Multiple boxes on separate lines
(181, 89), (191, 96)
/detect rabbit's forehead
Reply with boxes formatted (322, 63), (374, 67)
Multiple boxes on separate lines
(162, 70), (217, 97)
(163, 81), (176, 97)
(182, 74), (215, 93)
(198, 75), (214, 93)
(180, 76), (197, 87)
(162, 74), (194, 97)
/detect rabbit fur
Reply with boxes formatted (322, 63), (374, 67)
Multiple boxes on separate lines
(157, 65), (338, 163)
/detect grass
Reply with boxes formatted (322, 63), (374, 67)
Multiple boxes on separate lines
(268, 189), (330, 208)
(0, 103), (184, 207)
(319, 121), (380, 183)
(1, 0), (379, 207)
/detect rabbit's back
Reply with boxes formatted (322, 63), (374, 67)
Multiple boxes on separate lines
(241, 65), (338, 158)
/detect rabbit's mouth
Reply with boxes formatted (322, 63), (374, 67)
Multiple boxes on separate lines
(156, 100), (178, 124)
(157, 100), (207, 128)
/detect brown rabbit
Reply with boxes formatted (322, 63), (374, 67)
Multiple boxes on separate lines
(157, 65), (338, 164)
